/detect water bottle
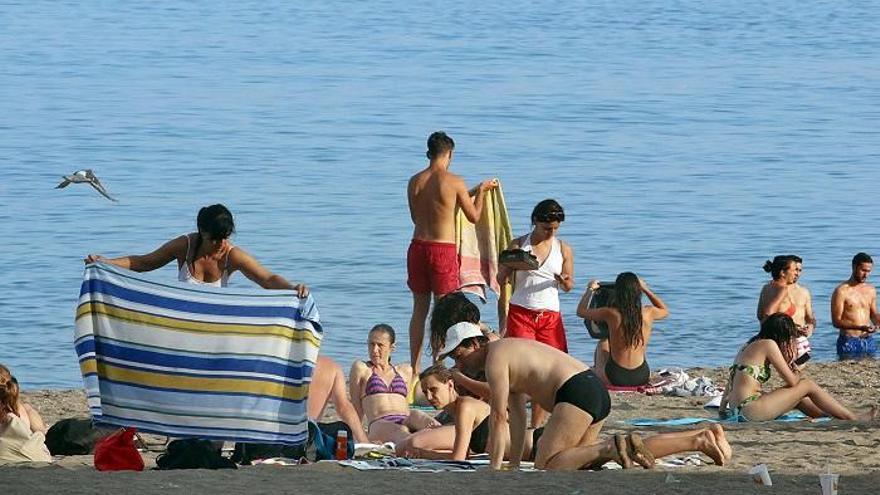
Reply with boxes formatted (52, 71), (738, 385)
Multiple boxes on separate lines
(335, 430), (348, 460)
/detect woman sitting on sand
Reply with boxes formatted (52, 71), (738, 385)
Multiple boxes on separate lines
(576, 273), (668, 387)
(720, 313), (877, 422)
(349, 324), (439, 443)
(0, 364), (51, 463)
(85, 204), (308, 296)
(396, 363), (540, 461)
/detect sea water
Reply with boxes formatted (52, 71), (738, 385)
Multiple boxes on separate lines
(1, 0), (878, 388)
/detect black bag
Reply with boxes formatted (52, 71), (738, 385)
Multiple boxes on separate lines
(231, 420), (354, 465)
(156, 439), (237, 470)
(45, 418), (117, 455)
(499, 249), (539, 271)
(583, 282), (615, 340)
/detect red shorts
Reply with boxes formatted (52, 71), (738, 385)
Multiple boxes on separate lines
(505, 303), (568, 353)
(406, 239), (460, 295)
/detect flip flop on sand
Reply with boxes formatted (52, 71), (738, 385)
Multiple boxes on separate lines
(614, 434), (633, 469)
(627, 433), (655, 469)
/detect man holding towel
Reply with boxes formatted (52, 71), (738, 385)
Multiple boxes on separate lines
(407, 131), (496, 374)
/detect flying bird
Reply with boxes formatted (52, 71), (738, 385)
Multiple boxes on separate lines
(55, 169), (118, 202)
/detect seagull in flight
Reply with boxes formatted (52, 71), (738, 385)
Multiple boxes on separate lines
(55, 169), (118, 202)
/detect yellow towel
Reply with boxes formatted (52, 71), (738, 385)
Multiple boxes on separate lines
(455, 181), (514, 302)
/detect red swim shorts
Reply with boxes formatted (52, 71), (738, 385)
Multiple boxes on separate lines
(505, 303), (568, 353)
(406, 239), (460, 295)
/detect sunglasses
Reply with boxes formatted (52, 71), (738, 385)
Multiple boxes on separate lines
(535, 212), (565, 223)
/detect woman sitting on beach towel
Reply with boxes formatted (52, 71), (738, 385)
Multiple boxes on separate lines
(396, 363), (541, 461)
(576, 273), (668, 387)
(85, 204), (308, 296)
(720, 313), (877, 422)
(349, 324), (440, 443)
(0, 364), (51, 463)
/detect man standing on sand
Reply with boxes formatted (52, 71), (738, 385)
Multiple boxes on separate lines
(407, 131), (496, 374)
(831, 252), (880, 358)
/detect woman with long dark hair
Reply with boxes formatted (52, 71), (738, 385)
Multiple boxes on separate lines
(576, 273), (668, 387)
(85, 204), (308, 295)
(719, 313), (876, 422)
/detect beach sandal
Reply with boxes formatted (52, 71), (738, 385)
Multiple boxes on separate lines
(626, 433), (655, 469)
(614, 434), (633, 469)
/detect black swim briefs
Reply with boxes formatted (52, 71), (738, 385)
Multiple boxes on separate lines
(553, 369), (611, 423)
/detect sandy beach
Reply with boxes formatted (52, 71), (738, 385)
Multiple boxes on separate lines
(5, 359), (879, 494)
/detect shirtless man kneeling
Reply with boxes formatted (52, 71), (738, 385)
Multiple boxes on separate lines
(831, 252), (880, 358)
(432, 323), (732, 471)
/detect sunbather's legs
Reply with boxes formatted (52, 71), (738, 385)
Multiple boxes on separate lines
(308, 357), (337, 420)
(405, 409), (441, 430)
(368, 419), (411, 444)
(533, 403), (608, 470)
(743, 378), (858, 420)
(796, 397), (824, 418)
(593, 339), (610, 385)
(531, 403), (548, 429)
(641, 428), (726, 465)
(308, 356), (369, 443)
(408, 293), (431, 373)
(395, 425), (456, 458)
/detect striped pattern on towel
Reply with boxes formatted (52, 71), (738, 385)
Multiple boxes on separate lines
(74, 262), (322, 445)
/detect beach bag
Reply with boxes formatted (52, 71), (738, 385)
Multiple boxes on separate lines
(93, 428), (144, 471)
(45, 418), (116, 455)
(231, 420), (354, 465)
(156, 439), (237, 470)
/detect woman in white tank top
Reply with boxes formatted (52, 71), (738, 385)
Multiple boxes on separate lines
(85, 204), (309, 296)
(496, 199), (575, 429)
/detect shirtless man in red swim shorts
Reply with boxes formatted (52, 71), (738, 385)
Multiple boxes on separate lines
(407, 131), (496, 374)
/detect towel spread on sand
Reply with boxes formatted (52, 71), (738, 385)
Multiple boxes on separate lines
(455, 181), (514, 302)
(622, 410), (828, 426)
(74, 262), (323, 445)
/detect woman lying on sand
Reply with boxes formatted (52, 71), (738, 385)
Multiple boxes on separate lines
(576, 273), (668, 387)
(395, 363), (541, 460)
(720, 313), (877, 422)
(349, 324), (439, 443)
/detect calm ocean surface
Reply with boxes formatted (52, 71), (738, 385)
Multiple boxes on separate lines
(1, 1), (878, 389)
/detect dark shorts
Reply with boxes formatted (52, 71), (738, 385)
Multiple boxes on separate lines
(406, 239), (459, 295)
(837, 334), (877, 358)
(605, 356), (650, 387)
(506, 304), (568, 353)
(553, 369), (611, 424)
